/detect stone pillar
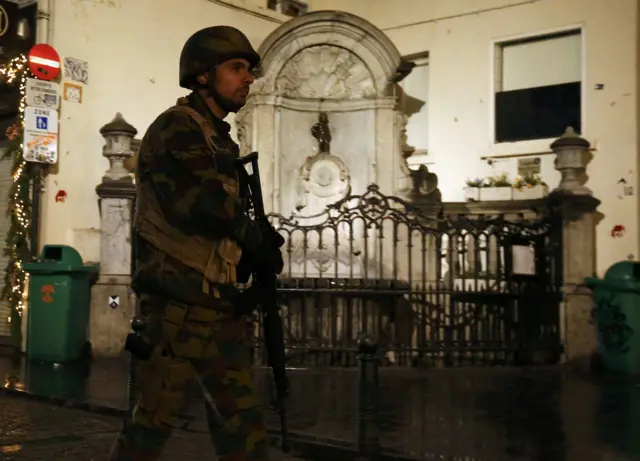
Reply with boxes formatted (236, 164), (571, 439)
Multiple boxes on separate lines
(90, 113), (137, 358)
(549, 127), (599, 368)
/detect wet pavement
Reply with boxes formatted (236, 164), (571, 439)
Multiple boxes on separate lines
(0, 393), (302, 460)
(1, 352), (640, 461)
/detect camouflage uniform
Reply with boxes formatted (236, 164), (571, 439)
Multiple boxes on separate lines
(108, 27), (270, 461)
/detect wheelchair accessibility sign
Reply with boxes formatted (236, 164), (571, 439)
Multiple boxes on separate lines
(23, 106), (58, 164)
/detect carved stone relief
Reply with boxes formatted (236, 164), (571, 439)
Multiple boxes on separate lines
(236, 11), (421, 277)
(275, 45), (376, 100)
(237, 11), (415, 221)
(295, 112), (351, 214)
(297, 154), (351, 209)
(235, 107), (251, 156)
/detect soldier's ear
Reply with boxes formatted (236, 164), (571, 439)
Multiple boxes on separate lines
(196, 72), (210, 85)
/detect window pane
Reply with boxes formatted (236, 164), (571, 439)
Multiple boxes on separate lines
(502, 32), (581, 92)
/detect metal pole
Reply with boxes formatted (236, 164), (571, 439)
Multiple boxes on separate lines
(127, 317), (145, 411)
(356, 334), (380, 460)
(29, 164), (43, 259)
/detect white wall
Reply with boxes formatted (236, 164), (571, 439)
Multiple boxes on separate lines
(42, 0), (640, 276)
(310, 0), (639, 275)
(40, 0), (287, 262)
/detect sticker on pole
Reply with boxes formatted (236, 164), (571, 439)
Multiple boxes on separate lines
(25, 78), (60, 109)
(27, 44), (61, 81)
(23, 106), (58, 164)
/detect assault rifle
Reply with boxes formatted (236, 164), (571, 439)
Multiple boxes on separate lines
(235, 151), (290, 453)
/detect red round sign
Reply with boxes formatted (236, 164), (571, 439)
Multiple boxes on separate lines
(27, 44), (61, 81)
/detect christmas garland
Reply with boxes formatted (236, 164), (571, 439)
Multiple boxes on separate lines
(0, 55), (34, 348)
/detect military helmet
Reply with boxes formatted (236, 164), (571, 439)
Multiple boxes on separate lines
(179, 26), (260, 89)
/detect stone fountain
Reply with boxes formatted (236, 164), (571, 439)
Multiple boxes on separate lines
(236, 10), (416, 217)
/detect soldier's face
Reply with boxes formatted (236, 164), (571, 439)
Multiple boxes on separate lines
(213, 58), (255, 108)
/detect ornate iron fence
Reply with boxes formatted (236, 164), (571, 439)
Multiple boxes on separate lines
(251, 184), (564, 368)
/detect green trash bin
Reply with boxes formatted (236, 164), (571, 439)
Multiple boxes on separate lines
(585, 261), (640, 374)
(24, 245), (98, 363)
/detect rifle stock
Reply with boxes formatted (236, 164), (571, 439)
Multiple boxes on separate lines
(235, 151), (290, 453)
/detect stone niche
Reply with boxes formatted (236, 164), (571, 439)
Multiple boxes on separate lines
(237, 10), (413, 218)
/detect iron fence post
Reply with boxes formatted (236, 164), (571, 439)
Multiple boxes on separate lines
(127, 316), (145, 411)
(357, 334), (380, 460)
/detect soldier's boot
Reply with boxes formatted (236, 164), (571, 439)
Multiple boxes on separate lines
(106, 417), (170, 461)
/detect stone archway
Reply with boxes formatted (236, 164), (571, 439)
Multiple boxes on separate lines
(237, 10), (413, 217)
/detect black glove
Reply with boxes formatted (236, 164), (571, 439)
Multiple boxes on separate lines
(233, 284), (262, 315)
(236, 254), (253, 284)
(264, 221), (285, 249)
(237, 222), (284, 281)
(263, 222), (284, 275)
(266, 244), (284, 276)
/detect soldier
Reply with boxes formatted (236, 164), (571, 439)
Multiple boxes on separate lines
(108, 26), (282, 461)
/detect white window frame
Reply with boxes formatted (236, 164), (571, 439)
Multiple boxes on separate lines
(488, 24), (587, 156)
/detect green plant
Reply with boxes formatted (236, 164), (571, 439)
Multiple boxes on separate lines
(465, 177), (485, 188)
(485, 172), (511, 187)
(513, 173), (547, 190)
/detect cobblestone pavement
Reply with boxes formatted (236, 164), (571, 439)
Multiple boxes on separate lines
(0, 394), (301, 460)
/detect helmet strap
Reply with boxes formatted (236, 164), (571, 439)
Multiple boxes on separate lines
(193, 64), (243, 116)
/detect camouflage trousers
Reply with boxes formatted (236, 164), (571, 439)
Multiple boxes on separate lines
(108, 294), (269, 461)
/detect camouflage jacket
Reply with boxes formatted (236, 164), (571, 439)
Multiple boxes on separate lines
(132, 93), (261, 306)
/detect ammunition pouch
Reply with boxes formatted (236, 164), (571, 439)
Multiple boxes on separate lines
(132, 268), (260, 316)
(132, 269), (239, 312)
(137, 341), (194, 427)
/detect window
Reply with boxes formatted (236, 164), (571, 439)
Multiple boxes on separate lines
(494, 30), (582, 143)
(267, 0), (308, 17)
(399, 53), (429, 169)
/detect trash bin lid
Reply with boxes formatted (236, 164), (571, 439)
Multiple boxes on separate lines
(23, 245), (98, 274)
(604, 261), (640, 283)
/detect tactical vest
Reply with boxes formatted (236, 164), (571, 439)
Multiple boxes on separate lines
(133, 99), (242, 296)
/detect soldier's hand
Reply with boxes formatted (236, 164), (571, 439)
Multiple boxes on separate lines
(251, 245), (283, 276)
(266, 223), (285, 249)
(263, 222), (284, 274)
(238, 223), (285, 274)
(234, 284), (261, 315)
(269, 246), (284, 275)
(254, 220), (284, 274)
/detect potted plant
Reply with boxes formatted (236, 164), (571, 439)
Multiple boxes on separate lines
(481, 172), (513, 201)
(464, 177), (484, 201)
(512, 173), (548, 200)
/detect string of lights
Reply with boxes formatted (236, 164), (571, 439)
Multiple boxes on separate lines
(0, 54), (33, 346)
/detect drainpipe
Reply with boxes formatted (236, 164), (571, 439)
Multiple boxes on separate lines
(36, 0), (52, 44)
(30, 0), (53, 259)
(21, 0), (53, 353)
